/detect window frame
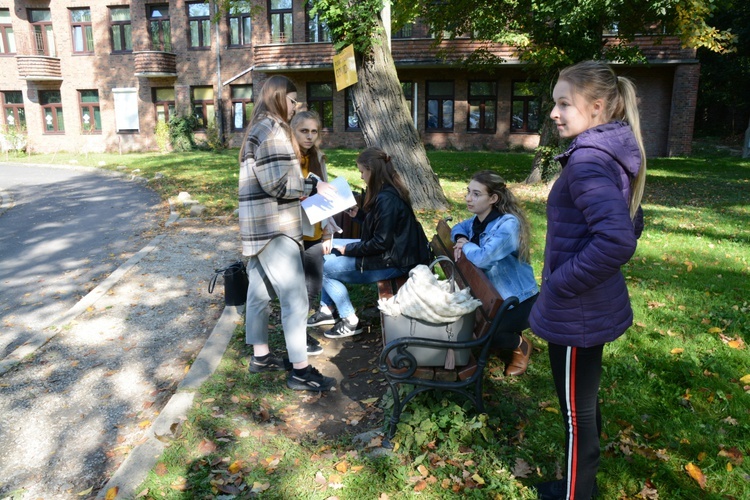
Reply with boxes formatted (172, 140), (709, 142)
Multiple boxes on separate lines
(113, 87), (139, 133)
(345, 87), (359, 131)
(109, 6), (132, 53)
(147, 4), (172, 52)
(153, 87), (175, 124)
(425, 80), (454, 132)
(29, 9), (55, 57)
(230, 84), (253, 131)
(307, 82), (334, 131)
(467, 80), (497, 134)
(70, 8), (94, 54)
(39, 90), (64, 134)
(78, 89), (101, 134)
(191, 86), (215, 130)
(227, 1), (252, 47)
(269, 0), (292, 43)
(305, 1), (330, 43)
(1, 8), (16, 55)
(2, 91), (26, 131)
(187, 1), (211, 50)
(510, 81), (540, 134)
(392, 23), (414, 39)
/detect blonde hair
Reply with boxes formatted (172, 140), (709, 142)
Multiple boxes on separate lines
(471, 170), (532, 263)
(239, 75), (297, 161)
(558, 61), (646, 219)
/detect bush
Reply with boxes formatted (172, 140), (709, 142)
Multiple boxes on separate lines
(535, 144), (564, 181)
(154, 121), (170, 153)
(168, 114), (200, 152)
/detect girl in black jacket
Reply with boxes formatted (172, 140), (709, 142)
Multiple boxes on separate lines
(313, 147), (431, 338)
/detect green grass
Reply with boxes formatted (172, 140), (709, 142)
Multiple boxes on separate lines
(4, 146), (749, 499)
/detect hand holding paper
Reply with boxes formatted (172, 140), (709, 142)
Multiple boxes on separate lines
(301, 177), (357, 224)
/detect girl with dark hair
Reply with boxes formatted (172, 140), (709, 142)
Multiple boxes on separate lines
(239, 75), (336, 392)
(530, 60), (646, 499)
(314, 147), (431, 339)
(451, 170), (539, 376)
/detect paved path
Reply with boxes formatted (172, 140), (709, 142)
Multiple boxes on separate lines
(0, 163), (162, 363)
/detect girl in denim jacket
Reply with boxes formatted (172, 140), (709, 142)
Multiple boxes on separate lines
(451, 170), (539, 376)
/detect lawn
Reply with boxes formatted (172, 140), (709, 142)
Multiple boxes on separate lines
(4, 146), (749, 499)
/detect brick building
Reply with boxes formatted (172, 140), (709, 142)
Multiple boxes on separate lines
(0, 0), (699, 156)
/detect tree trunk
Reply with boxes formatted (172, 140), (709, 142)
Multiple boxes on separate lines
(350, 24), (450, 210)
(525, 98), (557, 184)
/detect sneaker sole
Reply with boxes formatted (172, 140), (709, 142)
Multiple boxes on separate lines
(308, 319), (336, 327)
(286, 379), (335, 391)
(248, 365), (287, 373)
(307, 346), (324, 356)
(324, 328), (363, 339)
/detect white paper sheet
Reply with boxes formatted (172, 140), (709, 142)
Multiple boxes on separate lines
(301, 176), (357, 224)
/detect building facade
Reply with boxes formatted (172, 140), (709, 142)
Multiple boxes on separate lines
(0, 0), (699, 156)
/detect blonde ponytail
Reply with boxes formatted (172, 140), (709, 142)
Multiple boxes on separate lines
(617, 76), (647, 219)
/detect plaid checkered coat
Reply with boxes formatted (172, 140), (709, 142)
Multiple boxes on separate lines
(239, 115), (314, 256)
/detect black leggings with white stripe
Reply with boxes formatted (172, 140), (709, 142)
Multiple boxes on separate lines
(548, 342), (604, 500)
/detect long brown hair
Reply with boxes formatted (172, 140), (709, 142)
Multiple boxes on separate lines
(290, 110), (325, 179)
(558, 61), (646, 219)
(238, 75), (297, 162)
(357, 147), (410, 210)
(471, 170), (532, 263)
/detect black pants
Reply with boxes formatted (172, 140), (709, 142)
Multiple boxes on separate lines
(303, 239), (324, 307)
(548, 342), (604, 500)
(490, 293), (538, 349)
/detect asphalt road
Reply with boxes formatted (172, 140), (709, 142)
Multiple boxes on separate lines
(0, 163), (164, 359)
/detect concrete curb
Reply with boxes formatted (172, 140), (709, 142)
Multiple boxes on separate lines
(0, 188), (13, 217)
(95, 306), (241, 499)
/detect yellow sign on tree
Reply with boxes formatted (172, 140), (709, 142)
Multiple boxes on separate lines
(333, 44), (358, 91)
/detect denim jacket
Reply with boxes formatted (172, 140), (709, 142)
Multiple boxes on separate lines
(451, 214), (538, 303)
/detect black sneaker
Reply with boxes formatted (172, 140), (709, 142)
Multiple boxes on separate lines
(307, 311), (335, 327)
(324, 318), (363, 339)
(287, 366), (336, 391)
(307, 334), (323, 356)
(534, 479), (599, 499)
(248, 354), (291, 373)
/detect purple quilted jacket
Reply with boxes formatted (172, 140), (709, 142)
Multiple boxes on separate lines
(529, 121), (643, 348)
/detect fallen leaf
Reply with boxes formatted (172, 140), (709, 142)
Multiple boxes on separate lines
(138, 420), (151, 429)
(250, 481), (270, 493)
(105, 486), (119, 500)
(314, 471), (327, 485)
(740, 374), (750, 384)
(685, 462), (706, 489)
(414, 479), (427, 492)
(638, 479), (659, 499)
(155, 462), (168, 476)
(335, 461), (349, 473)
(511, 458), (533, 478)
(718, 447), (743, 465)
(197, 439), (217, 455)
(708, 327), (723, 334)
(472, 473), (485, 485)
(360, 397), (379, 405)
(670, 348), (684, 354)
(228, 460), (244, 474)
(417, 464), (429, 477)
(170, 476), (187, 491)
(77, 487), (93, 496)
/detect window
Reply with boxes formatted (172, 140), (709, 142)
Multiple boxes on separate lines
(187, 2), (211, 49)
(401, 81), (416, 127)
(228, 1), (252, 47)
(192, 86), (215, 129)
(29, 9), (55, 57)
(511, 81), (540, 133)
(392, 23), (414, 39)
(148, 4), (171, 52)
(40, 90), (64, 133)
(345, 88), (359, 131)
(110, 6), (132, 53)
(2, 91), (25, 131)
(70, 8), (93, 54)
(426, 81), (454, 131)
(306, 1), (330, 42)
(79, 90), (101, 133)
(113, 87), (139, 132)
(269, 0), (292, 43)
(307, 83), (333, 130)
(153, 88), (175, 123)
(1, 9), (16, 55)
(230, 85), (253, 130)
(468, 81), (497, 133)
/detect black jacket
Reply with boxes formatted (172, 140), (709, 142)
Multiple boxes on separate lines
(344, 185), (431, 271)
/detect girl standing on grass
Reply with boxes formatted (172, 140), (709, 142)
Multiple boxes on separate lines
(290, 110), (342, 356)
(451, 170), (539, 376)
(238, 75), (336, 392)
(530, 61), (646, 499)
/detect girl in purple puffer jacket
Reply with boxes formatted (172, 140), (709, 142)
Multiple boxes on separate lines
(530, 61), (646, 500)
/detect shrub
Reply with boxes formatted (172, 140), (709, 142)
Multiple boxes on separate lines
(168, 114), (199, 152)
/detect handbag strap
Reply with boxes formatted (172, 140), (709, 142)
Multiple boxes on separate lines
(428, 255), (457, 293)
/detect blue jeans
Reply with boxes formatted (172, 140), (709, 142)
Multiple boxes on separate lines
(321, 239), (406, 318)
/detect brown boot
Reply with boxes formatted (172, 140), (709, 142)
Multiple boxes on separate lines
(504, 335), (532, 376)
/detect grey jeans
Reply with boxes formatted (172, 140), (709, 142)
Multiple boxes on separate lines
(245, 235), (309, 364)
